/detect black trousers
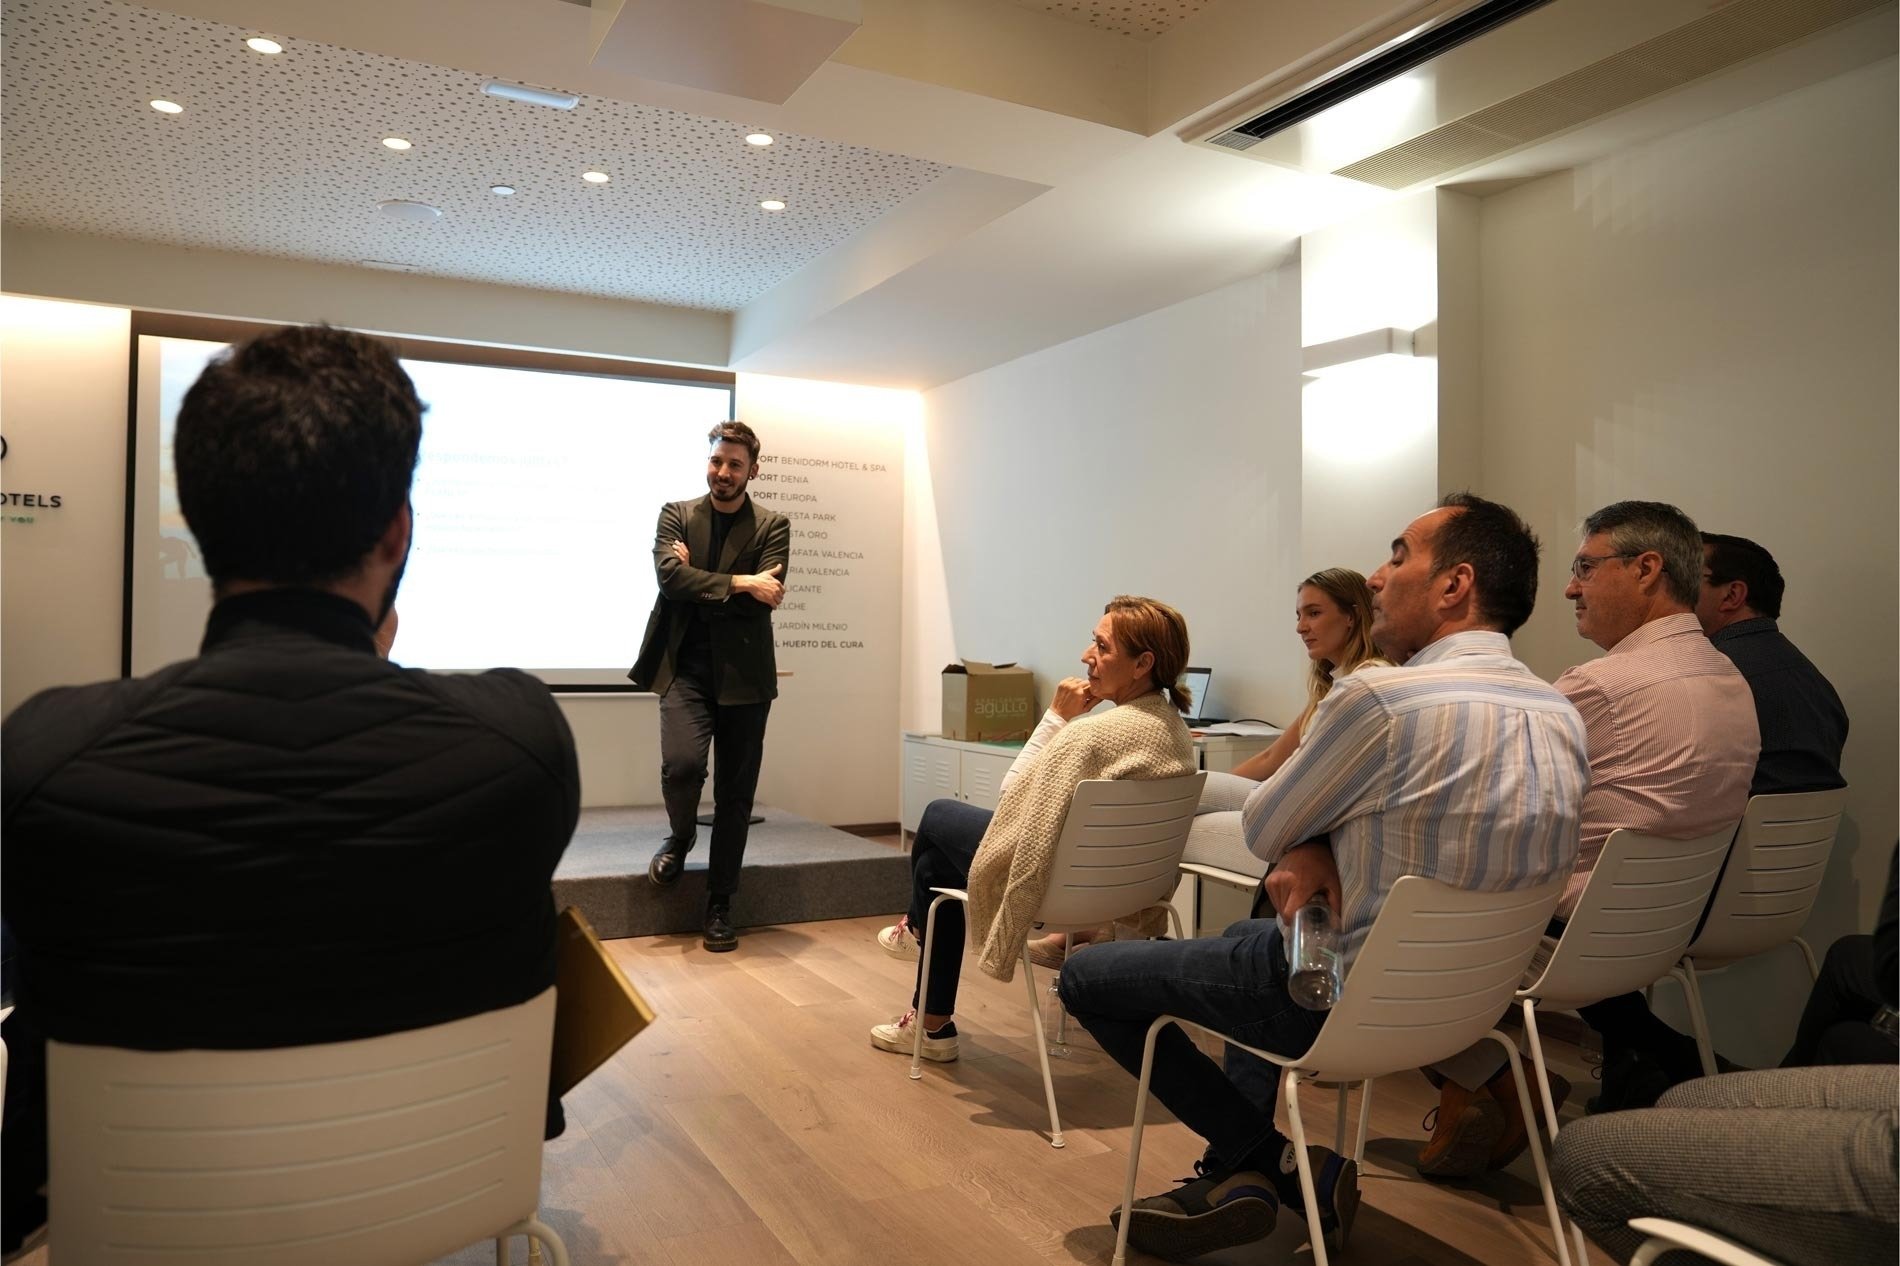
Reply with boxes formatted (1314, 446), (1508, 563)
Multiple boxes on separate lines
(908, 798), (993, 1016)
(1783, 933), (1899, 1067)
(659, 647), (771, 901)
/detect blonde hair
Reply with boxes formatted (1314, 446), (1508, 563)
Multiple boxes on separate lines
(1104, 595), (1193, 714)
(1297, 568), (1382, 728)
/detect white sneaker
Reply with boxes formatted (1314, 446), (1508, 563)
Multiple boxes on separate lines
(877, 916), (919, 960)
(870, 1009), (959, 1062)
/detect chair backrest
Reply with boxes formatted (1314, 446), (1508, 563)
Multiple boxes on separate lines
(1295, 874), (1567, 1084)
(1523, 825), (1736, 1008)
(49, 988), (555, 1266)
(1684, 788), (1847, 963)
(1034, 772), (1206, 930)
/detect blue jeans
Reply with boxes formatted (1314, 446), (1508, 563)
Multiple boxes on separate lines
(908, 798), (994, 1015)
(1058, 918), (1325, 1170)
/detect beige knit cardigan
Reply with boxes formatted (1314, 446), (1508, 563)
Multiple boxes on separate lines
(965, 691), (1196, 982)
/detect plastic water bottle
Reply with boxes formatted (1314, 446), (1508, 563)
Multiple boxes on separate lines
(1287, 897), (1342, 1011)
(1042, 976), (1074, 1057)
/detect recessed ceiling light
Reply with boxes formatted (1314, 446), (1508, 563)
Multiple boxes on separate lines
(490, 184), (517, 196)
(746, 132), (774, 147)
(149, 99), (183, 114)
(376, 198), (442, 222)
(382, 136), (413, 151)
(582, 170), (610, 184)
(244, 36), (283, 55)
(760, 199), (786, 212)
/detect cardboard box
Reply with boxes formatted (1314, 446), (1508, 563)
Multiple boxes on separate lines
(942, 660), (1038, 741)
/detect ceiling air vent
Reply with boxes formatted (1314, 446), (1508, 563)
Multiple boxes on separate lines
(1191, 0), (1894, 192)
(1334, 0), (1892, 189)
(1202, 0), (1556, 152)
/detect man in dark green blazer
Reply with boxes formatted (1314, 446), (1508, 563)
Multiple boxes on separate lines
(628, 421), (791, 951)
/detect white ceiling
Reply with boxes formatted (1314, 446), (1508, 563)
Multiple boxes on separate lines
(1004, 0), (1216, 39)
(3, 0), (1887, 388)
(1, 0), (949, 310)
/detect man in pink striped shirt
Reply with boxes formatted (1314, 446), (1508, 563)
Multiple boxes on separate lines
(1422, 501), (1759, 1175)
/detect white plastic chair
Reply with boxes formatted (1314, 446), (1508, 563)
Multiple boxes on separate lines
(48, 988), (568, 1266)
(1515, 824), (1736, 1264)
(910, 772), (1205, 1149)
(1112, 874), (1574, 1266)
(1657, 789), (1846, 1075)
(1628, 1216), (1786, 1266)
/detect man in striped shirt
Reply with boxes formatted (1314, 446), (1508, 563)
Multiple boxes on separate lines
(1059, 494), (1587, 1263)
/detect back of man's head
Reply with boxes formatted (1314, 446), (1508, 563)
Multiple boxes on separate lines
(175, 324), (423, 587)
(1702, 532), (1783, 618)
(1581, 500), (1702, 608)
(1432, 492), (1542, 635)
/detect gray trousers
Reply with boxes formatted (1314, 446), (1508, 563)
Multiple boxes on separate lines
(1551, 1064), (1899, 1265)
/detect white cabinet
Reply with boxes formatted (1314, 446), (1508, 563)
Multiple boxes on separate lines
(901, 733), (1018, 831)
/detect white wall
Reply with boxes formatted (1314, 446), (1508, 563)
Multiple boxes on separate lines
(1299, 192), (1440, 578)
(917, 267), (1305, 728)
(1477, 60), (1899, 1064)
(0, 297), (129, 718)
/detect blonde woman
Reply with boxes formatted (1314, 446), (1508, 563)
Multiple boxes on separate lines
(871, 597), (1197, 1062)
(1230, 568), (1389, 783)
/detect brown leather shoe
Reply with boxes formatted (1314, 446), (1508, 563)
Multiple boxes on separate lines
(1415, 1080), (1506, 1180)
(1485, 1067), (1570, 1170)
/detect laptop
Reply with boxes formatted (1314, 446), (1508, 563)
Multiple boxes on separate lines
(1181, 666), (1224, 726)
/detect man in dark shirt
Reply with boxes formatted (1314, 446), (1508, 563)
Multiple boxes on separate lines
(1, 325), (580, 1250)
(1696, 533), (1848, 794)
(629, 422), (790, 953)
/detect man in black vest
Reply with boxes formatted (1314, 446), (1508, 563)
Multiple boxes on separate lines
(1, 325), (580, 1251)
(629, 421), (790, 952)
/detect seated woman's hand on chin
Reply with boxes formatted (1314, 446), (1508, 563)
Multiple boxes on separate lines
(872, 596), (1203, 1061)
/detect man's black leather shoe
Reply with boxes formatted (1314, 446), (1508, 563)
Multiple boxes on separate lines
(703, 903), (738, 953)
(648, 843), (688, 888)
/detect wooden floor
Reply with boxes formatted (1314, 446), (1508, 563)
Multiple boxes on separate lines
(12, 908), (1611, 1266)
(462, 913), (1610, 1266)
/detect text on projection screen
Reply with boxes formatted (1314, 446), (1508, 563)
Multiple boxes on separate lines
(133, 336), (729, 686)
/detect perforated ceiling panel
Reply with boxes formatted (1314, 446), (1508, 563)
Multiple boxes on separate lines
(1005, 0), (1214, 39)
(1, 0), (950, 311)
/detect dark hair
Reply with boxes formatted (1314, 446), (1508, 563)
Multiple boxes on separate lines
(1104, 595), (1193, 714)
(1702, 532), (1783, 618)
(1581, 500), (1701, 607)
(708, 420), (761, 463)
(1430, 492), (1542, 635)
(175, 324), (423, 586)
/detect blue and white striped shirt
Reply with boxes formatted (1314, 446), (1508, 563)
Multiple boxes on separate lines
(1241, 630), (1589, 976)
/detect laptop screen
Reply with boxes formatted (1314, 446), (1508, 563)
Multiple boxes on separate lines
(1182, 667), (1212, 715)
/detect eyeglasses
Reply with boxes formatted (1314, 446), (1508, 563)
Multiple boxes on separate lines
(1570, 552), (1640, 582)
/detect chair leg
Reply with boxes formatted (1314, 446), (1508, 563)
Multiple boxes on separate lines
(1520, 999), (1563, 1143)
(1678, 959), (1717, 1078)
(1055, 933), (1071, 1046)
(1486, 1030), (1575, 1266)
(1353, 1077), (1374, 1164)
(1165, 902), (1186, 943)
(1112, 1017), (1170, 1266)
(1021, 948), (1065, 1149)
(910, 892), (955, 1081)
(1793, 935), (1819, 982)
(496, 1219), (569, 1266)
(1334, 1083), (1348, 1154)
(1282, 1071), (1331, 1266)
(519, 1218), (569, 1266)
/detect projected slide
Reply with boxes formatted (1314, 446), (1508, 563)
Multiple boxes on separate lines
(133, 335), (732, 685)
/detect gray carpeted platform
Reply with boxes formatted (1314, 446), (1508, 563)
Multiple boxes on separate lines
(552, 805), (910, 940)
